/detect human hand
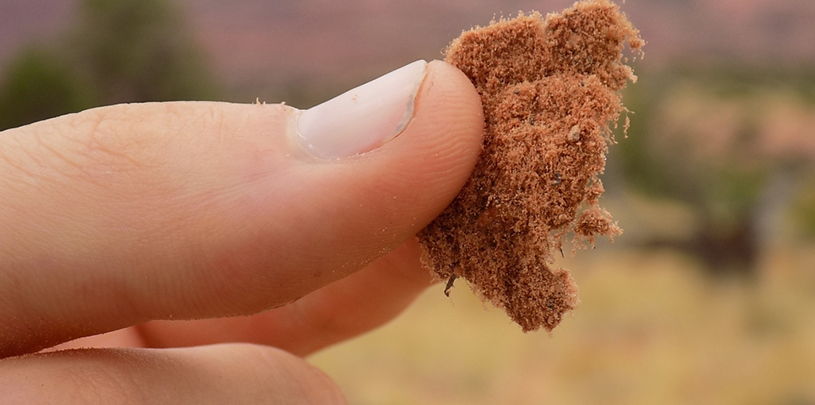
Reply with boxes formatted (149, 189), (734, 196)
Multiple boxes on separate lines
(0, 60), (483, 403)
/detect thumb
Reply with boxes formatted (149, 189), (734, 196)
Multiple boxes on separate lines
(0, 60), (483, 356)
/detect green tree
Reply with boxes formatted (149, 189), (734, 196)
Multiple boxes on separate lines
(0, 48), (95, 131)
(72, 0), (218, 103)
(618, 67), (815, 276)
(0, 0), (219, 131)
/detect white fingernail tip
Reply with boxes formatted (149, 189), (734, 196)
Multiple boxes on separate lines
(296, 60), (428, 159)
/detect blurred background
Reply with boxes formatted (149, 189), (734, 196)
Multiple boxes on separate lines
(2, 0), (815, 403)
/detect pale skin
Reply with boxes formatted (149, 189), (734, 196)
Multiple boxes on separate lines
(0, 61), (484, 403)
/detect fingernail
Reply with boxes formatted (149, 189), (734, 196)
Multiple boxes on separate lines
(296, 60), (428, 159)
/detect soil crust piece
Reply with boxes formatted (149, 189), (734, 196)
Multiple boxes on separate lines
(418, 0), (643, 332)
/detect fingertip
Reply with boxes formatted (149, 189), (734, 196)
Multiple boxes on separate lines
(410, 59), (485, 167)
(364, 57), (484, 227)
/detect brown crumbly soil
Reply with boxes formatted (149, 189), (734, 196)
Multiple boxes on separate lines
(418, 0), (644, 332)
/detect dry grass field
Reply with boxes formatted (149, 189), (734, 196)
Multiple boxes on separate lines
(312, 246), (815, 405)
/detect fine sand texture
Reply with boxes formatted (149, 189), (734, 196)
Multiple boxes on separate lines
(418, 0), (644, 332)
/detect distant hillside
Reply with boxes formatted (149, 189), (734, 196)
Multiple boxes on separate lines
(3, 0), (814, 103)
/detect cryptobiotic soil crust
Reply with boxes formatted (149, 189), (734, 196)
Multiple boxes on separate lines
(418, 0), (644, 332)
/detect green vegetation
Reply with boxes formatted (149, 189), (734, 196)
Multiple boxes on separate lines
(791, 176), (815, 240)
(0, 48), (95, 130)
(616, 67), (815, 275)
(0, 0), (218, 131)
(72, 0), (217, 103)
